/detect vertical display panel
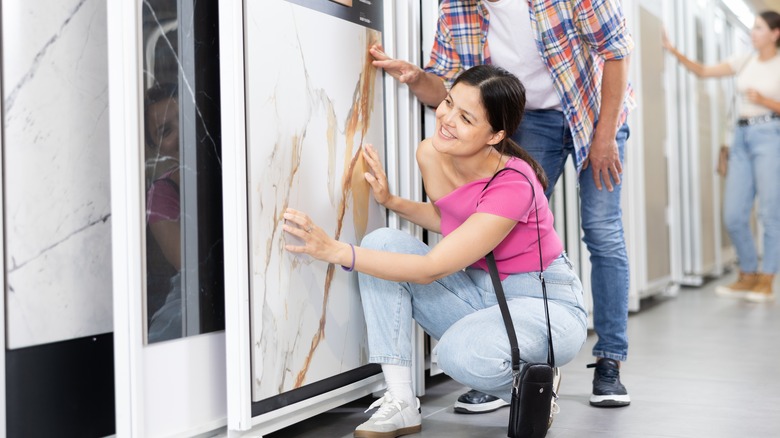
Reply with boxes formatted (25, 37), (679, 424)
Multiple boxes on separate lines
(3, 0), (111, 349)
(108, 1), (227, 435)
(141, 0), (224, 344)
(2, 0), (114, 434)
(638, 6), (672, 283)
(244, 0), (385, 402)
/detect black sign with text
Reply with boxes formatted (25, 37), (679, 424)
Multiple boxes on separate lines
(284, 0), (383, 32)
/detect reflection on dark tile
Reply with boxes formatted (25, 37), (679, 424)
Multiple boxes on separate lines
(142, 0), (224, 344)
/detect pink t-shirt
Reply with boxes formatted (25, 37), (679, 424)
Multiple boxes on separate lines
(146, 169), (180, 224)
(434, 157), (563, 279)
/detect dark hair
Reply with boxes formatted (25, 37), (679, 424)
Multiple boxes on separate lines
(759, 11), (780, 47)
(451, 65), (548, 190)
(144, 83), (178, 148)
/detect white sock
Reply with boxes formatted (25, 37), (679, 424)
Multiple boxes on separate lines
(382, 364), (415, 407)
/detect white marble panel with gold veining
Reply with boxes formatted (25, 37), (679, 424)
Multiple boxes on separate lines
(245, 1), (385, 401)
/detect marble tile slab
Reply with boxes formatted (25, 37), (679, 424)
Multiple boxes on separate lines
(245, 0), (385, 401)
(3, 0), (112, 349)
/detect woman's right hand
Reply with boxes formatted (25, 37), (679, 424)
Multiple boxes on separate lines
(370, 44), (422, 85)
(661, 28), (674, 52)
(362, 144), (393, 207)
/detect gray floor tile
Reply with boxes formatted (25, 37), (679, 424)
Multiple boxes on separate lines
(266, 272), (780, 437)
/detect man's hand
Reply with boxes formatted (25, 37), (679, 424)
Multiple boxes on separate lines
(583, 133), (622, 191)
(370, 44), (423, 85)
(369, 44), (449, 107)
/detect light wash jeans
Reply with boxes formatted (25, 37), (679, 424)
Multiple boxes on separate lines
(723, 120), (780, 274)
(148, 272), (182, 343)
(510, 109), (630, 361)
(358, 228), (587, 402)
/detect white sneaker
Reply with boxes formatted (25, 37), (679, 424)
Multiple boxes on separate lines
(354, 392), (422, 438)
(715, 285), (748, 299)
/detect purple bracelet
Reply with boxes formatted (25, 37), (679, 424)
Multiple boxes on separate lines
(341, 243), (356, 272)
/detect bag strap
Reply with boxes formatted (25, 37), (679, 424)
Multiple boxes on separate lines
(481, 167), (555, 372)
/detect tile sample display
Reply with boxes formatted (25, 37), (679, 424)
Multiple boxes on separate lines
(2, 0), (112, 349)
(244, 0), (385, 401)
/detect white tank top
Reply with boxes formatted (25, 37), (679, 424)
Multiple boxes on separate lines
(483, 0), (562, 110)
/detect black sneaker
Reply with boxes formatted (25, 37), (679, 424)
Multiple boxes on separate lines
(453, 389), (509, 414)
(587, 358), (631, 407)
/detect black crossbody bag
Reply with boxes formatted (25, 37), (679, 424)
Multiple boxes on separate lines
(482, 168), (555, 438)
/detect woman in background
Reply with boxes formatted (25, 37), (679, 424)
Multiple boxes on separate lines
(664, 11), (780, 302)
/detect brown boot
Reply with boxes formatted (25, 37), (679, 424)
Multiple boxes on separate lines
(715, 272), (758, 298)
(744, 274), (775, 302)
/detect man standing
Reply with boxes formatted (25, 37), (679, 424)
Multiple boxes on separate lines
(371, 0), (634, 410)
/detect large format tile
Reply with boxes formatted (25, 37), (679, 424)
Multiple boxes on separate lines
(3, 0), (111, 348)
(244, 0), (385, 402)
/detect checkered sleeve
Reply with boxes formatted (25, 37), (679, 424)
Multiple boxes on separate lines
(424, 11), (463, 89)
(575, 0), (634, 61)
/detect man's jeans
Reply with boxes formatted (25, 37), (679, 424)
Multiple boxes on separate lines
(511, 109), (630, 361)
(723, 120), (780, 274)
(358, 228), (588, 402)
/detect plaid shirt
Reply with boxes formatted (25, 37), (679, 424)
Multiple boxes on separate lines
(424, 0), (636, 168)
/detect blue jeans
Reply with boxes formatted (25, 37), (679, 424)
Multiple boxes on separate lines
(510, 109), (630, 361)
(723, 120), (780, 274)
(148, 272), (182, 343)
(358, 228), (587, 402)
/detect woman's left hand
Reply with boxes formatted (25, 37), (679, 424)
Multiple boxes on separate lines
(362, 144), (393, 207)
(283, 208), (345, 265)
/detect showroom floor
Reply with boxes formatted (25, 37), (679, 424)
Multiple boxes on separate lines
(266, 272), (780, 438)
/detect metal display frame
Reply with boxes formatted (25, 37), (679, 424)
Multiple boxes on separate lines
(0, 18), (6, 430)
(619, 0), (680, 311)
(108, 1), (228, 436)
(669, 0), (750, 287)
(219, 1), (425, 435)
